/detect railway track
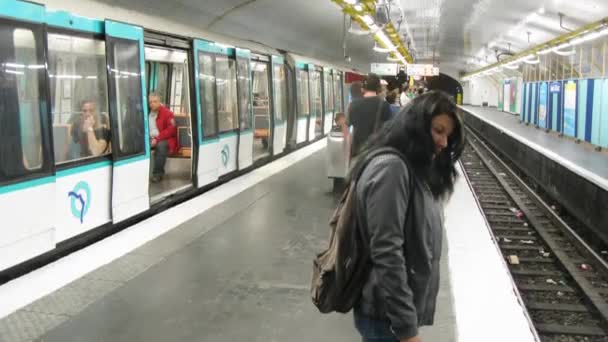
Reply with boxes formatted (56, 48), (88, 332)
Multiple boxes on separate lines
(461, 128), (608, 342)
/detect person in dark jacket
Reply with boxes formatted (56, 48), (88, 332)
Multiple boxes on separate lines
(350, 91), (465, 342)
(148, 92), (178, 183)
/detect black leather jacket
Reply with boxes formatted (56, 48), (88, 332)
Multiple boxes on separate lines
(354, 154), (443, 340)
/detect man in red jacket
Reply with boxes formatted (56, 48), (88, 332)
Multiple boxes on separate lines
(148, 92), (178, 183)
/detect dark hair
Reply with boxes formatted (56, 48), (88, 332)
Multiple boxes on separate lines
(417, 88), (424, 95)
(362, 73), (381, 93)
(350, 81), (363, 99)
(386, 89), (398, 104)
(350, 90), (465, 199)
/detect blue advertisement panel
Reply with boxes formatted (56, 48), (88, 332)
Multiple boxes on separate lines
(549, 81), (562, 131)
(563, 81), (577, 137)
(538, 82), (548, 128)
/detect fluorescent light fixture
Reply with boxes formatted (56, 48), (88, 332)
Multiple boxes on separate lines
(360, 14), (374, 26)
(374, 31), (396, 51)
(373, 41), (391, 53)
(5, 69), (24, 75)
(27, 64), (45, 69)
(354, 4), (363, 11)
(86, 76), (98, 79)
(538, 7), (545, 14)
(4, 63), (25, 68)
(344, 0), (357, 4)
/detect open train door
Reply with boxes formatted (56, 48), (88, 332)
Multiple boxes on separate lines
(271, 55), (287, 155)
(105, 20), (150, 222)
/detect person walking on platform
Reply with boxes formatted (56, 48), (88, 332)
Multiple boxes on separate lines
(350, 91), (464, 342)
(347, 73), (392, 159)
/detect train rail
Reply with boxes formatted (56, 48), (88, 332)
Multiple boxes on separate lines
(462, 128), (608, 342)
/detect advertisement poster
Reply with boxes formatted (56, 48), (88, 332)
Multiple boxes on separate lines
(538, 83), (548, 128)
(509, 78), (518, 113)
(563, 81), (577, 137)
(498, 80), (504, 111)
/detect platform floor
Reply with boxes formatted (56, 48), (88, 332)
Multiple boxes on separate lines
(0, 142), (535, 342)
(461, 105), (608, 190)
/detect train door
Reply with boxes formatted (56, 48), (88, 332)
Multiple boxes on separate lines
(46, 12), (113, 242)
(295, 63), (309, 144)
(309, 64), (322, 141)
(250, 54), (272, 161)
(192, 39), (223, 186)
(323, 68), (335, 134)
(143, 37), (194, 202)
(271, 55), (287, 155)
(236, 48), (253, 170)
(104, 20), (149, 222)
(213, 44), (239, 176)
(0, 2), (55, 270)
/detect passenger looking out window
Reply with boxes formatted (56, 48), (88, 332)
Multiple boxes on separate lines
(149, 92), (178, 183)
(67, 100), (111, 160)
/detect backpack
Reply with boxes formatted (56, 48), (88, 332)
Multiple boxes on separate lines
(311, 147), (411, 313)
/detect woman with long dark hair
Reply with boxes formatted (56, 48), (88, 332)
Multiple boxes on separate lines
(351, 90), (464, 342)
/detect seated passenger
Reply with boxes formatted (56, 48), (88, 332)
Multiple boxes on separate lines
(149, 92), (178, 183)
(67, 101), (110, 160)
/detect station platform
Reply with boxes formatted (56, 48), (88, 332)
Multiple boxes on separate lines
(0, 140), (536, 342)
(460, 105), (608, 190)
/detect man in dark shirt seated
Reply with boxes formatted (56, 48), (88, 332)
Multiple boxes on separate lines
(347, 73), (392, 158)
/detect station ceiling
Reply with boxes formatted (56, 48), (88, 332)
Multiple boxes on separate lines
(73, 0), (608, 78)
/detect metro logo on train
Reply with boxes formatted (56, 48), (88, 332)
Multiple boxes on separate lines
(221, 145), (230, 167)
(68, 181), (92, 224)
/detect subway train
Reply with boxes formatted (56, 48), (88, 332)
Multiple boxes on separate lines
(0, 0), (351, 280)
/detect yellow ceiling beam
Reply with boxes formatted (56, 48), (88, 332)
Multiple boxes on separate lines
(464, 16), (608, 78)
(332, 0), (414, 64)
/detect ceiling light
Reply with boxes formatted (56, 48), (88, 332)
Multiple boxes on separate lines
(552, 47), (576, 56)
(538, 7), (545, 14)
(353, 4), (363, 11)
(360, 14), (374, 26)
(374, 31), (396, 51)
(373, 42), (391, 53)
(344, 0), (357, 4)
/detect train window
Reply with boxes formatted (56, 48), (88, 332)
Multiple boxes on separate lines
(237, 58), (252, 131)
(156, 63), (169, 103)
(296, 69), (309, 118)
(47, 33), (110, 164)
(324, 72), (333, 114)
(169, 63), (190, 117)
(272, 64), (287, 123)
(198, 53), (217, 137)
(311, 70), (323, 136)
(216, 56), (238, 132)
(0, 24), (48, 182)
(334, 74), (343, 112)
(107, 38), (145, 157)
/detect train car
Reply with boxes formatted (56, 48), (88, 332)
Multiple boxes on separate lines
(0, 0), (346, 280)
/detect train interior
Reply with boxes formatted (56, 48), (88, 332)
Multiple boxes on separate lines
(144, 45), (193, 201)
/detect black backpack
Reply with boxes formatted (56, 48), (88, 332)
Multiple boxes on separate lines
(311, 147), (411, 313)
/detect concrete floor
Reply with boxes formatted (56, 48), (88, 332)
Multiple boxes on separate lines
(4, 150), (456, 342)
